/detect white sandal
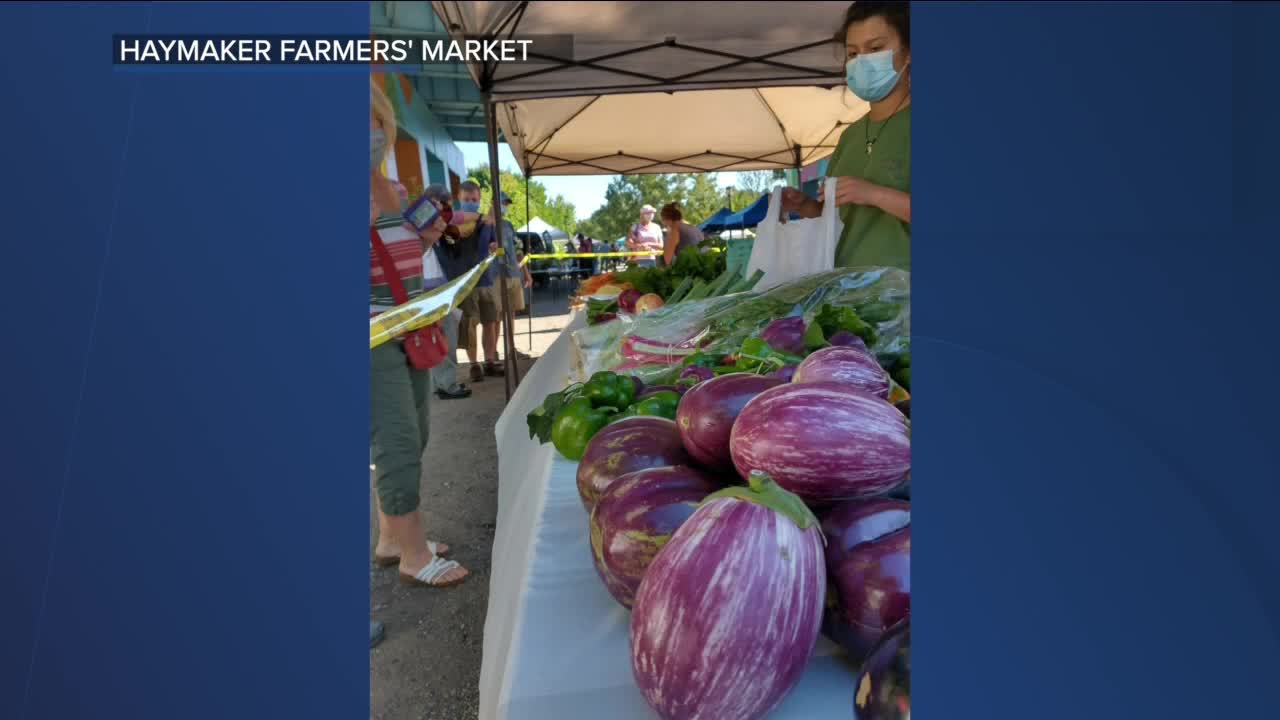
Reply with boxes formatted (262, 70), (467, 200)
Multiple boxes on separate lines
(374, 540), (449, 567)
(399, 556), (468, 588)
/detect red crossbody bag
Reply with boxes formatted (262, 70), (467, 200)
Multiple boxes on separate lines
(370, 226), (449, 370)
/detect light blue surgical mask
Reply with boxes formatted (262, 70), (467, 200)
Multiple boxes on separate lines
(457, 201), (481, 214)
(846, 50), (904, 103)
(370, 128), (387, 172)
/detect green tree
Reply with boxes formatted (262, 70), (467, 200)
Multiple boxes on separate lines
(736, 170), (786, 195)
(579, 174), (676, 242)
(677, 173), (727, 226)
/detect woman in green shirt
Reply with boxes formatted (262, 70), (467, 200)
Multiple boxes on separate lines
(781, 1), (911, 270)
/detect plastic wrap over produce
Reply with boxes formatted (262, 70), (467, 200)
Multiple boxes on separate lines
(570, 267), (910, 382)
(370, 256), (492, 349)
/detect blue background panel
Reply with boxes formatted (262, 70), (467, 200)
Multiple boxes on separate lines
(1, 3), (370, 719)
(914, 2), (1277, 718)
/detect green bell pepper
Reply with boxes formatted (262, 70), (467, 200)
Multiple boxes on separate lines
(629, 390), (681, 420)
(583, 371), (636, 410)
(551, 397), (616, 460)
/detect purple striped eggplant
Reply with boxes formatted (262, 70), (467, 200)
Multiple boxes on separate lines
(773, 364), (799, 382)
(730, 383), (910, 505)
(630, 472), (826, 720)
(854, 619), (911, 720)
(576, 417), (691, 512)
(761, 316), (807, 356)
(676, 373), (784, 473)
(820, 499), (911, 662)
(589, 465), (720, 608)
(793, 345), (891, 399)
(827, 330), (867, 349)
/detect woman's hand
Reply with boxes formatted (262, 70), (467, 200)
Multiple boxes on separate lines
(417, 212), (446, 250)
(779, 187), (822, 220)
(819, 176), (911, 224)
(820, 176), (879, 208)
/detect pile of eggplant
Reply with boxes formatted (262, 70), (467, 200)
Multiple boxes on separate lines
(571, 330), (911, 720)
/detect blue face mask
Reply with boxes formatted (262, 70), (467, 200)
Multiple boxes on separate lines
(457, 201), (481, 214)
(846, 50), (904, 103)
(370, 128), (387, 173)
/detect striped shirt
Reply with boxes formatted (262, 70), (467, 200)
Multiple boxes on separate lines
(369, 214), (425, 318)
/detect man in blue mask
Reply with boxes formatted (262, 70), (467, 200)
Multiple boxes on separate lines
(477, 192), (524, 373)
(780, 1), (911, 271)
(437, 180), (494, 383)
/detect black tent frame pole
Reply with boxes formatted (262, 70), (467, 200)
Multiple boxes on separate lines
(484, 94), (520, 398)
(525, 172), (533, 352)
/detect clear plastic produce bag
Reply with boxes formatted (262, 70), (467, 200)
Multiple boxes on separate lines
(699, 266), (911, 360)
(571, 267), (910, 380)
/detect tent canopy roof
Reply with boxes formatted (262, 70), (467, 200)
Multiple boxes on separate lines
(431, 1), (868, 176)
(517, 216), (569, 238)
(713, 192), (772, 230)
(698, 206), (733, 231)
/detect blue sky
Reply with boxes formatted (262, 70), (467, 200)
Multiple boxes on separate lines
(458, 142), (738, 220)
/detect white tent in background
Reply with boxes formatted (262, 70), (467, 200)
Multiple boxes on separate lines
(431, 1), (868, 176)
(517, 216), (570, 241)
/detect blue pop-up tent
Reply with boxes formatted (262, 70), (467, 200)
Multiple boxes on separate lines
(719, 193), (772, 229)
(698, 207), (734, 233)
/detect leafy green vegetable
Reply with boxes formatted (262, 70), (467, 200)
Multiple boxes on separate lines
(527, 384), (583, 444)
(610, 247), (725, 300)
(735, 337), (804, 374)
(684, 279), (710, 301)
(667, 276), (694, 304)
(681, 351), (726, 369)
(703, 266), (740, 298)
(726, 269), (765, 295)
(855, 301), (900, 324)
(587, 296), (618, 316)
(815, 304), (877, 347)
(803, 320), (828, 352)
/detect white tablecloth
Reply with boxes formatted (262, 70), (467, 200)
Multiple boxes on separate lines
(482, 314), (858, 720)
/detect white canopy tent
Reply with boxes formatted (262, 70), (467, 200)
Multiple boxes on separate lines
(431, 0), (868, 175)
(516, 216), (570, 241)
(429, 0), (869, 394)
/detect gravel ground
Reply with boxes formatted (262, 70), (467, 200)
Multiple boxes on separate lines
(370, 285), (573, 720)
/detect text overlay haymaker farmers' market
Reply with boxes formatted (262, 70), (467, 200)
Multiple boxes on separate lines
(113, 35), (574, 65)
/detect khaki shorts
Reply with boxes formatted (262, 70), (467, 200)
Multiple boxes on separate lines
(505, 279), (526, 312)
(473, 286), (500, 324)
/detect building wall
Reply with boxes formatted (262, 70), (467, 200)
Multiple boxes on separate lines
(394, 138), (424, 197)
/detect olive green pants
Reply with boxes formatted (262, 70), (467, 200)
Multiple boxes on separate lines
(370, 341), (431, 516)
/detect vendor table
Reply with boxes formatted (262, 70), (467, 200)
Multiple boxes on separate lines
(481, 313), (858, 720)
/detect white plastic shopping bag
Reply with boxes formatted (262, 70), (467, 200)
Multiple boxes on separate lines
(745, 178), (842, 290)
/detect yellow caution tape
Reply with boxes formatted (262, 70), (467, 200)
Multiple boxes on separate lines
(370, 256), (495, 350)
(525, 251), (660, 260)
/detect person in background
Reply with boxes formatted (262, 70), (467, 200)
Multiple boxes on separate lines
(440, 180), (498, 384)
(574, 232), (594, 279)
(419, 183), (471, 400)
(477, 193), (523, 370)
(625, 204), (665, 267)
(779, 0), (911, 270)
(451, 180), (485, 238)
(369, 77), (468, 602)
(659, 203), (704, 266)
(514, 248), (534, 316)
